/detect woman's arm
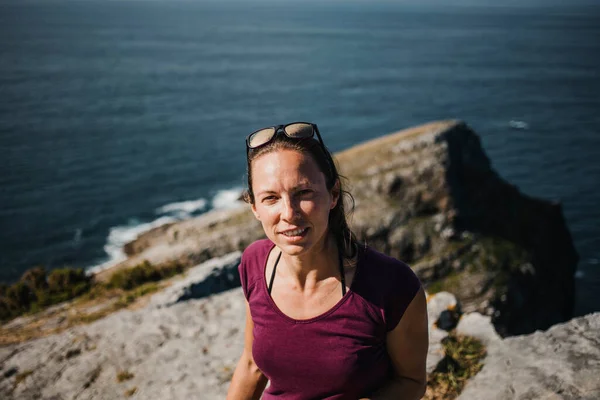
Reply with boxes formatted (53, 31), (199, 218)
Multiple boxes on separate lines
(226, 301), (268, 400)
(364, 286), (429, 400)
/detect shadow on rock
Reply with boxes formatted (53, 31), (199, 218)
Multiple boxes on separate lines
(175, 265), (241, 303)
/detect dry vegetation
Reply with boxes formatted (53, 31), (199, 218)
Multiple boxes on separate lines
(424, 333), (487, 399)
(117, 370), (135, 383)
(13, 370), (34, 390)
(0, 261), (186, 345)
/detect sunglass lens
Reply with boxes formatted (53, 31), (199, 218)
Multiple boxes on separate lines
(248, 127), (276, 148)
(285, 123), (314, 139)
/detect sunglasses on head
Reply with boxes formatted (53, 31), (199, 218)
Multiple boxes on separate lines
(245, 122), (326, 156)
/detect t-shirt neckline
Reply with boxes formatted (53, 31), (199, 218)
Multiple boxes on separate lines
(261, 241), (364, 324)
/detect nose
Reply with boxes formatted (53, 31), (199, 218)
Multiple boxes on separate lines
(281, 196), (299, 222)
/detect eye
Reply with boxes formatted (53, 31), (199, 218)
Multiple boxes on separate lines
(298, 189), (314, 196)
(261, 195), (277, 203)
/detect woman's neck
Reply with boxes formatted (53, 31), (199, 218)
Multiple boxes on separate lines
(280, 234), (340, 292)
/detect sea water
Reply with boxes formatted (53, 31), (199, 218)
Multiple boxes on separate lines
(1, 0), (599, 315)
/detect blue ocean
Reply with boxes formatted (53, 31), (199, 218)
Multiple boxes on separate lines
(1, 0), (599, 315)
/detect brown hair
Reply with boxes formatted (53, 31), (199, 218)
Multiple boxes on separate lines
(243, 135), (358, 259)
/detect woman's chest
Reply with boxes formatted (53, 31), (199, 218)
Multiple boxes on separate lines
(250, 296), (390, 397)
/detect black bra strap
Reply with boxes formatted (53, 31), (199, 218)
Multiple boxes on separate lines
(268, 251), (282, 295)
(339, 248), (346, 296)
(268, 247), (346, 296)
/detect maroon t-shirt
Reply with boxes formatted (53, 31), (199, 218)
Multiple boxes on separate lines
(239, 239), (421, 400)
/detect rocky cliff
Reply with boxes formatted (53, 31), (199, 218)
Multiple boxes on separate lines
(100, 120), (578, 335)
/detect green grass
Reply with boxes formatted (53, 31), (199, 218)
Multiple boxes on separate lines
(113, 282), (161, 309)
(1, 261), (184, 323)
(0, 267), (91, 322)
(426, 271), (462, 295)
(107, 261), (183, 291)
(460, 236), (529, 274)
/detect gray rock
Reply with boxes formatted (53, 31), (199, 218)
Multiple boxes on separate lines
(425, 292), (462, 373)
(1, 277), (598, 399)
(427, 326), (449, 374)
(0, 256), (248, 400)
(0, 264), (465, 398)
(151, 252), (242, 308)
(456, 312), (501, 346)
(458, 312), (600, 400)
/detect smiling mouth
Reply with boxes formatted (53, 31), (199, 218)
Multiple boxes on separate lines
(281, 228), (308, 237)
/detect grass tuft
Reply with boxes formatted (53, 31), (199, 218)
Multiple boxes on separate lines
(116, 370), (135, 383)
(107, 261), (183, 291)
(13, 369), (34, 389)
(424, 333), (486, 400)
(124, 386), (137, 397)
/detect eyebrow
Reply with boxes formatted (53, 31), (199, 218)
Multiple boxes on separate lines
(256, 185), (313, 197)
(256, 190), (278, 197)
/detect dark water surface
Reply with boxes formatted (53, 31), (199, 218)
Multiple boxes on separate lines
(1, 0), (599, 315)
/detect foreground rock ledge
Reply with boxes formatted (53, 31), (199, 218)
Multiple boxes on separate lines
(457, 312), (600, 400)
(103, 120), (578, 335)
(1, 256), (597, 400)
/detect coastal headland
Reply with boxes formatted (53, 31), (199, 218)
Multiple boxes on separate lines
(99, 119), (578, 336)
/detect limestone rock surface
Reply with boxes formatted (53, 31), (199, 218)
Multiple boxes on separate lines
(426, 292), (461, 374)
(0, 255), (247, 400)
(1, 260), (597, 400)
(0, 262), (463, 399)
(458, 312), (600, 400)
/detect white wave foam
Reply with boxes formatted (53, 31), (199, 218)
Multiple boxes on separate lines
(509, 120), (529, 130)
(212, 187), (244, 210)
(87, 216), (176, 275)
(155, 198), (207, 218)
(88, 187), (244, 275)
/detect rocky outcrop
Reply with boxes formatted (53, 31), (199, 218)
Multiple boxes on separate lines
(457, 312), (600, 400)
(98, 208), (263, 279)
(335, 121), (578, 335)
(105, 121), (577, 336)
(1, 256), (597, 400)
(0, 256), (464, 400)
(428, 292), (600, 400)
(0, 259), (463, 399)
(0, 254), (248, 400)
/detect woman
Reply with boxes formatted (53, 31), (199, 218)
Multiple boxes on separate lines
(227, 122), (428, 400)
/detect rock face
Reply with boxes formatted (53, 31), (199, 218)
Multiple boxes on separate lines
(335, 121), (578, 335)
(1, 256), (597, 400)
(0, 258), (478, 400)
(0, 255), (248, 400)
(457, 312), (600, 400)
(0, 262), (467, 399)
(106, 121), (577, 336)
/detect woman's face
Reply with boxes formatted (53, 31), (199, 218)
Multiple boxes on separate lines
(250, 149), (339, 257)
